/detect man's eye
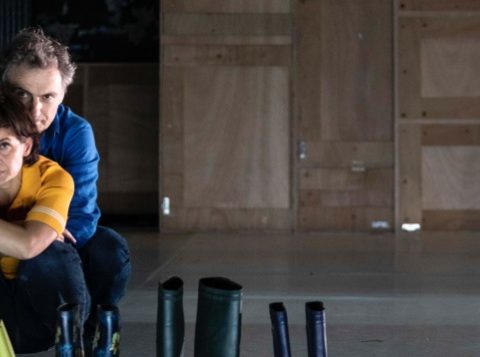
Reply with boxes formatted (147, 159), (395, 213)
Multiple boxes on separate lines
(0, 143), (10, 150)
(15, 90), (28, 98)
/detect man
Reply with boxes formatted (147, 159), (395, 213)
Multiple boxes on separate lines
(0, 27), (131, 351)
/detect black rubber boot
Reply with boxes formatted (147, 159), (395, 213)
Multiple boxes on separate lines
(156, 276), (184, 357)
(55, 303), (84, 357)
(269, 302), (292, 357)
(306, 301), (328, 357)
(194, 277), (242, 357)
(92, 304), (120, 357)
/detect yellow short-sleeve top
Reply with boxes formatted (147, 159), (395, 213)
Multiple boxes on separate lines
(0, 155), (74, 279)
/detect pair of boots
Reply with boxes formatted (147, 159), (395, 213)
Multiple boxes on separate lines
(56, 303), (120, 357)
(269, 301), (327, 357)
(156, 276), (242, 357)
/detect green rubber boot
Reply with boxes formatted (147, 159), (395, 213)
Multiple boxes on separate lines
(194, 277), (242, 357)
(156, 276), (184, 357)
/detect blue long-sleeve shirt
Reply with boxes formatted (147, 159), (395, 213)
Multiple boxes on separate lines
(39, 104), (101, 248)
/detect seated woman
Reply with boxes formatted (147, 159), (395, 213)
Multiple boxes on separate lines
(0, 94), (90, 353)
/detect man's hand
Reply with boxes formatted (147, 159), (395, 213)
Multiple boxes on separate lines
(60, 228), (77, 244)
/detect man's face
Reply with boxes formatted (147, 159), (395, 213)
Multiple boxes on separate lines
(5, 63), (65, 133)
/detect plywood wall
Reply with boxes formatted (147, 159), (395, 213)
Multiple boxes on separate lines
(396, 0), (480, 230)
(295, 0), (394, 231)
(159, 0), (480, 232)
(160, 0), (292, 231)
(65, 64), (158, 215)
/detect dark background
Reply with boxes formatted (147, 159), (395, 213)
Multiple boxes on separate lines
(1, 0), (159, 62)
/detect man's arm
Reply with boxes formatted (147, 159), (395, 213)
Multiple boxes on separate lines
(61, 121), (100, 247)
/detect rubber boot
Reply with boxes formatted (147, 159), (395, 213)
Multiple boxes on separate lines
(0, 320), (15, 357)
(305, 301), (328, 357)
(92, 304), (120, 357)
(157, 276), (184, 357)
(194, 277), (242, 357)
(269, 302), (292, 357)
(55, 303), (85, 357)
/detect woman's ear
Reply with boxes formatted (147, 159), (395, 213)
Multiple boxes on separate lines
(23, 137), (33, 157)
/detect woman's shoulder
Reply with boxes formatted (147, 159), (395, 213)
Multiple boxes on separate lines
(32, 156), (74, 188)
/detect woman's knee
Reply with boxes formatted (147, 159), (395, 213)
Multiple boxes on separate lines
(18, 241), (82, 278)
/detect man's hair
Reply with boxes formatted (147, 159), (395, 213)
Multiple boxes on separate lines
(0, 91), (39, 165)
(0, 27), (77, 89)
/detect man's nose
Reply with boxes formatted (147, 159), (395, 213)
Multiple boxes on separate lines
(30, 98), (42, 118)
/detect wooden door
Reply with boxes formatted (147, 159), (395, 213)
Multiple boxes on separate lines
(159, 1), (293, 231)
(295, 0), (394, 231)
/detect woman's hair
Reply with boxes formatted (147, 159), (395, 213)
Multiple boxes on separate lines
(0, 92), (39, 165)
(0, 27), (76, 89)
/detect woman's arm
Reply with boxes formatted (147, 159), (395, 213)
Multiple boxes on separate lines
(0, 220), (58, 259)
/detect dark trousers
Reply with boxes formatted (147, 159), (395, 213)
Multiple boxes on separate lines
(0, 241), (90, 353)
(0, 225), (131, 354)
(78, 226), (131, 339)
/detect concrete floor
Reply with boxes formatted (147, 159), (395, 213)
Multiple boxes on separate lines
(22, 229), (480, 356)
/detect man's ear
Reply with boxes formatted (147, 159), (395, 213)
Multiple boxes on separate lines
(23, 137), (33, 157)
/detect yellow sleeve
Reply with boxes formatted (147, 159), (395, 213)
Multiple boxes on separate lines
(25, 161), (74, 235)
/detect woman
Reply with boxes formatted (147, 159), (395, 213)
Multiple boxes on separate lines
(0, 93), (90, 353)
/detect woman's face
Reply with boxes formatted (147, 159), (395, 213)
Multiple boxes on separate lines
(0, 127), (32, 186)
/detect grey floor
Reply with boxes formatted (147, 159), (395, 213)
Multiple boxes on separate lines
(23, 229), (480, 356)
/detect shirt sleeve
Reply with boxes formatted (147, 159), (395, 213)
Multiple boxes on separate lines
(25, 164), (75, 235)
(61, 121), (101, 247)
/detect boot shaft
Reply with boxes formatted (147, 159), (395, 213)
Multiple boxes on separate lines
(55, 303), (84, 357)
(269, 302), (292, 357)
(194, 277), (242, 357)
(305, 301), (327, 357)
(92, 304), (121, 357)
(157, 276), (185, 357)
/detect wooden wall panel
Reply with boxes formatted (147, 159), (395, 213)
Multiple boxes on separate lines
(398, 17), (480, 119)
(83, 64), (158, 214)
(423, 210), (480, 230)
(302, 142), (393, 168)
(421, 38), (480, 98)
(161, 68), (184, 206)
(162, 0), (290, 13)
(422, 147), (480, 209)
(183, 66), (289, 209)
(398, 125), (422, 226)
(163, 45), (290, 66)
(164, 14), (291, 36)
(162, 208), (291, 231)
(422, 125), (480, 145)
(320, 0), (392, 141)
(300, 207), (393, 231)
(160, 2), (292, 231)
(296, 0), (393, 232)
(399, 0), (480, 11)
(296, 0), (322, 142)
(396, 3), (480, 232)
(108, 86), (158, 193)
